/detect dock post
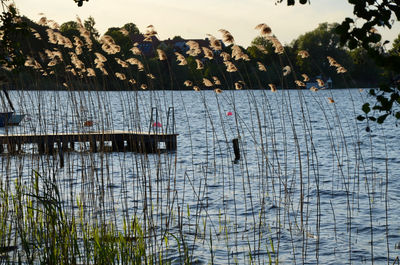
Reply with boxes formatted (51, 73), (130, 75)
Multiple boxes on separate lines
(7, 143), (16, 154)
(38, 143), (45, 154)
(46, 142), (55, 154)
(62, 139), (68, 151)
(166, 136), (177, 151)
(90, 139), (97, 152)
(232, 138), (240, 162)
(99, 139), (105, 152)
(112, 140), (124, 152)
(0, 144), (3, 153)
(70, 141), (75, 151)
(57, 141), (64, 168)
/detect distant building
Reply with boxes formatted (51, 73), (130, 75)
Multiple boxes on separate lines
(130, 34), (161, 57)
(129, 34), (224, 58)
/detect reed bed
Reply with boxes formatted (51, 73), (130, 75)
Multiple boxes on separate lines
(0, 11), (399, 265)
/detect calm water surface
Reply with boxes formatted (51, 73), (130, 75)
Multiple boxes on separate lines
(1, 89), (400, 264)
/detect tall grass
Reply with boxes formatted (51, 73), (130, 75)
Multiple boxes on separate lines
(0, 11), (399, 264)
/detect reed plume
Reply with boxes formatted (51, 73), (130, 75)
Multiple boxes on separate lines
(186, 41), (201, 56)
(302, 73), (309, 82)
(282, 65), (291, 76)
(255, 23), (272, 36)
(269, 83), (277, 92)
(203, 78), (213, 87)
(157, 49), (167, 61)
(207, 34), (222, 51)
(130, 46), (142, 55)
(115, 58), (129, 68)
(224, 61), (238, 72)
(219, 29), (235, 45)
(220, 52), (231, 61)
(196, 59), (204, 70)
(213, 76), (221, 85)
(175, 52), (187, 65)
(184, 80), (193, 87)
(257, 62), (267, 71)
(115, 72), (126, 80)
(202, 47), (214, 60)
(298, 50), (310, 58)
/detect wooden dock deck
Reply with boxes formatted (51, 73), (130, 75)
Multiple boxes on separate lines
(0, 130), (178, 154)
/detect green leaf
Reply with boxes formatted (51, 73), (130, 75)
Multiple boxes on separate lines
(369, 89), (376, 96)
(357, 115), (366, 121)
(362, 103), (370, 114)
(377, 114), (389, 124)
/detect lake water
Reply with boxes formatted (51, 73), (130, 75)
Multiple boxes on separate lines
(1, 89), (400, 264)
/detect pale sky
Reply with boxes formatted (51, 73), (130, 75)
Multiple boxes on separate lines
(12, 0), (400, 47)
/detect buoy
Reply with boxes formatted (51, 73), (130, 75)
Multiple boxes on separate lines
(153, 122), (162, 127)
(84, 120), (93, 127)
(227, 111), (233, 116)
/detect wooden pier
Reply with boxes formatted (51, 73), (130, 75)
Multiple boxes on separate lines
(0, 131), (178, 154)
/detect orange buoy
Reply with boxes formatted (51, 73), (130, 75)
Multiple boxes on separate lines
(84, 120), (93, 127)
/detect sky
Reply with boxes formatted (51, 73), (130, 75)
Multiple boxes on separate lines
(12, 0), (400, 48)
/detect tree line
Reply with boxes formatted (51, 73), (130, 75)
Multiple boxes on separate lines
(1, 12), (399, 91)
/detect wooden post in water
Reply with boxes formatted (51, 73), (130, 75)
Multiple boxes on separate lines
(90, 139), (97, 152)
(57, 141), (64, 168)
(38, 142), (45, 154)
(7, 143), (16, 154)
(112, 140), (124, 152)
(70, 141), (75, 151)
(232, 138), (240, 162)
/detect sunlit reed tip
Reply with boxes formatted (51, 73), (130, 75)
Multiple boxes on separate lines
(212, 76), (221, 85)
(115, 57), (129, 68)
(235, 82), (242, 90)
(147, 73), (155, 79)
(298, 50), (309, 59)
(196, 59), (204, 70)
(203, 78), (213, 87)
(157, 49), (167, 61)
(220, 52), (231, 62)
(268, 84), (277, 92)
(115, 72), (126, 80)
(184, 80), (193, 87)
(219, 29), (235, 45)
(257, 62), (267, 71)
(202, 47), (214, 60)
(295, 80), (306, 87)
(302, 74), (309, 82)
(207, 34), (222, 51)
(316, 78), (325, 87)
(175, 52), (187, 65)
(255, 23), (272, 36)
(282, 65), (291, 76)
(224, 61), (237, 72)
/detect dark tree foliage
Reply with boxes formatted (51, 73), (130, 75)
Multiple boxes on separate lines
(74, 0), (89, 7)
(336, 1), (400, 126)
(0, 3), (29, 72)
(84, 16), (99, 38)
(278, 0), (400, 127)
